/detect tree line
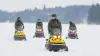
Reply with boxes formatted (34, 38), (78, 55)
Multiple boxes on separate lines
(0, 5), (90, 23)
(88, 3), (100, 24)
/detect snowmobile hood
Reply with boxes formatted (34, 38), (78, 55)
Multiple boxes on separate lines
(15, 31), (25, 36)
(48, 37), (64, 44)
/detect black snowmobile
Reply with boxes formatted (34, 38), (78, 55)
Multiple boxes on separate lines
(66, 21), (78, 39)
(33, 19), (45, 38)
(45, 14), (68, 52)
(14, 17), (26, 41)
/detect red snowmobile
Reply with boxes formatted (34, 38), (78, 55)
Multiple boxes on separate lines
(34, 28), (44, 37)
(33, 20), (45, 38)
(66, 30), (78, 39)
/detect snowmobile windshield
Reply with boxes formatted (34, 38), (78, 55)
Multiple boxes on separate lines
(15, 26), (24, 31)
(51, 28), (61, 36)
(69, 30), (77, 32)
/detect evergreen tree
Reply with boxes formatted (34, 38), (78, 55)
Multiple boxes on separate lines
(88, 3), (100, 24)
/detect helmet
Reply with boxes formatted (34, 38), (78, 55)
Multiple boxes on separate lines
(38, 19), (40, 22)
(51, 14), (57, 17)
(38, 19), (40, 21)
(17, 17), (20, 20)
(69, 21), (72, 24)
(51, 14), (57, 19)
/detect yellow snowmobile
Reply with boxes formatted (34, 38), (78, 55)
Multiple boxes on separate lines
(45, 36), (68, 52)
(14, 31), (26, 41)
(45, 28), (68, 52)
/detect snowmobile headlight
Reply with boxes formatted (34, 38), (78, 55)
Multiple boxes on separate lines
(53, 35), (57, 38)
(36, 29), (39, 31)
(37, 29), (40, 31)
(18, 31), (20, 32)
(58, 35), (61, 38)
(39, 29), (42, 31)
(37, 29), (42, 31)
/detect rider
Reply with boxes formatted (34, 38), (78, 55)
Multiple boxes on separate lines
(15, 17), (24, 31)
(69, 21), (77, 30)
(36, 19), (43, 29)
(48, 14), (62, 35)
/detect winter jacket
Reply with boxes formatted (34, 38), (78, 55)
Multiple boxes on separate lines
(69, 23), (76, 30)
(15, 20), (24, 29)
(36, 22), (43, 28)
(48, 18), (62, 34)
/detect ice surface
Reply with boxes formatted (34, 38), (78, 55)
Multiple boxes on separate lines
(0, 22), (100, 56)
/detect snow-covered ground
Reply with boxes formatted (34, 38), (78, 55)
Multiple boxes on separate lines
(0, 22), (100, 56)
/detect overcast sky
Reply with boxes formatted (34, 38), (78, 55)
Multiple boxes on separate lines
(0, 0), (100, 12)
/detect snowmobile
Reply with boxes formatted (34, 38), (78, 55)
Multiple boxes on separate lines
(34, 26), (45, 38)
(45, 28), (68, 52)
(14, 26), (26, 41)
(66, 29), (78, 39)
